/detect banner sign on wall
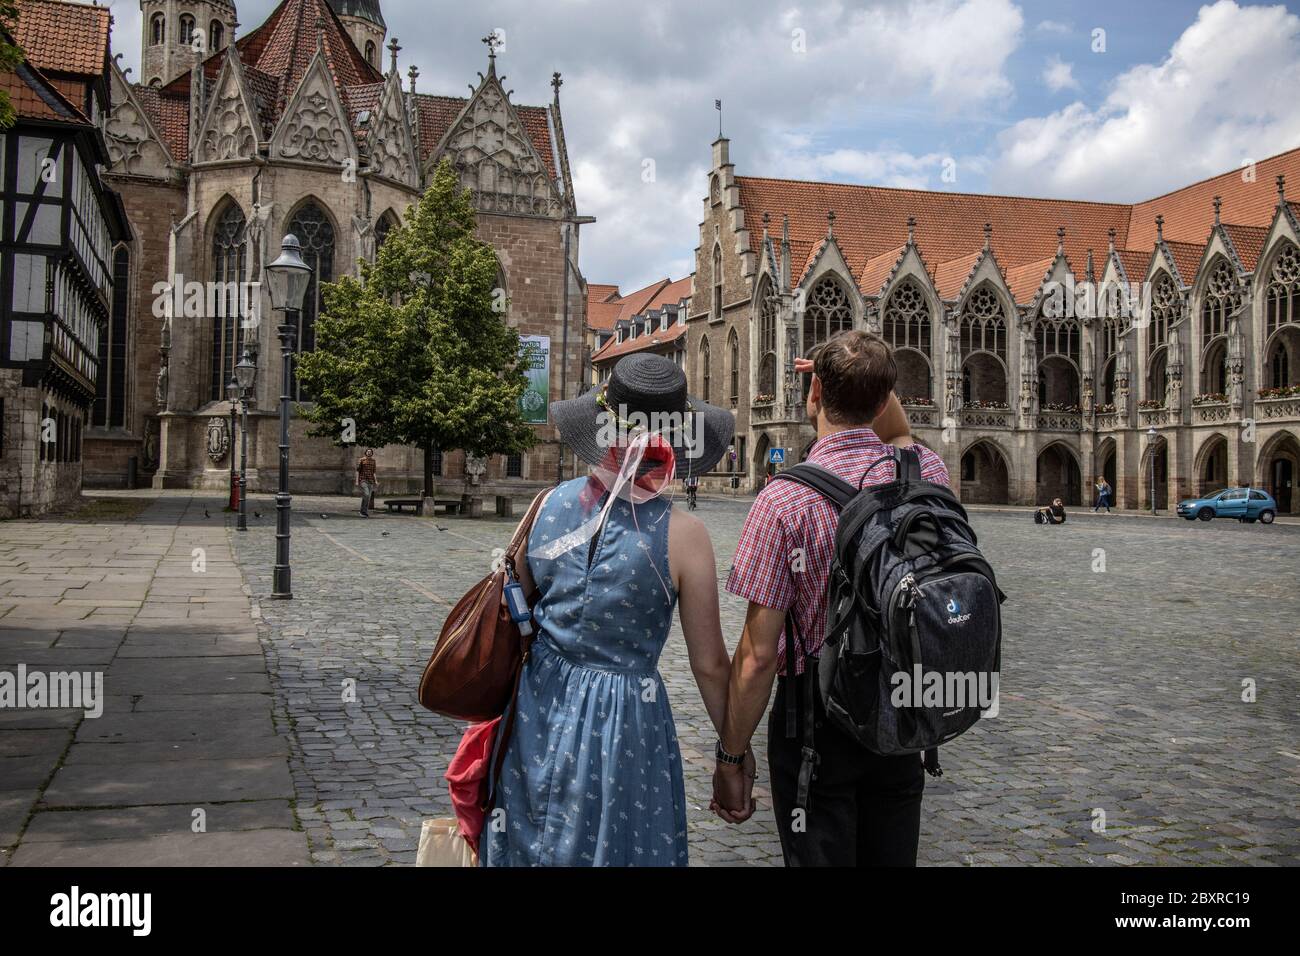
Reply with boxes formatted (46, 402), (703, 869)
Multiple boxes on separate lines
(519, 335), (551, 425)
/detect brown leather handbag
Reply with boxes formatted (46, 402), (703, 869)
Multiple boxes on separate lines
(417, 490), (549, 721)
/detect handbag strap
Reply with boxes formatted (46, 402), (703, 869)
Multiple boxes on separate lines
(502, 488), (551, 586)
(483, 488), (553, 813)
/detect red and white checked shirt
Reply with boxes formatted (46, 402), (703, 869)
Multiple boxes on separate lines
(725, 428), (950, 675)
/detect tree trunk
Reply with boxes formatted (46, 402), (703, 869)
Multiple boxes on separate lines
(422, 444), (434, 499)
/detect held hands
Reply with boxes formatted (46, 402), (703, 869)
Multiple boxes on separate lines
(710, 748), (757, 824)
(793, 356), (813, 374)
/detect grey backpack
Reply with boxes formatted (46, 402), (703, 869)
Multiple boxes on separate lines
(771, 447), (1005, 807)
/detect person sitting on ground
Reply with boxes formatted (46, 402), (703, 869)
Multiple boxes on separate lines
(1035, 497), (1067, 525)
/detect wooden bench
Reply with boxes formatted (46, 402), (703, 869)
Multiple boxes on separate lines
(434, 498), (462, 515)
(384, 498), (424, 516)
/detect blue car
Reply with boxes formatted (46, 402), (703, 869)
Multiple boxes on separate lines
(1176, 488), (1278, 524)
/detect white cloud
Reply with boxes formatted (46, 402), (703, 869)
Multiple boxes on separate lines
(992, 0), (1300, 201)
(1042, 55), (1080, 93)
(103, 0), (1025, 289)
(1035, 19), (1072, 35)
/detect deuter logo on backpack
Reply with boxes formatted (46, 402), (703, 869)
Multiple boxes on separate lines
(945, 596), (972, 625)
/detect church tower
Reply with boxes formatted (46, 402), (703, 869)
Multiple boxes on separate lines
(327, 0), (386, 70)
(139, 0), (238, 87)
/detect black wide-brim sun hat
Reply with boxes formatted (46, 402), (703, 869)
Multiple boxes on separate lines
(552, 353), (735, 477)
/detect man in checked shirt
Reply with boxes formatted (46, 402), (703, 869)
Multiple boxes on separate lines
(712, 330), (950, 866)
(355, 448), (379, 517)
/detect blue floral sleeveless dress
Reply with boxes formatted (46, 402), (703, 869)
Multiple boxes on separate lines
(482, 476), (688, 867)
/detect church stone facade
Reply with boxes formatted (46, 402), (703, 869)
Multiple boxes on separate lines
(86, 0), (587, 499)
(688, 138), (1300, 514)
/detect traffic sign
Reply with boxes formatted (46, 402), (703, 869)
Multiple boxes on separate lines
(769, 448), (786, 464)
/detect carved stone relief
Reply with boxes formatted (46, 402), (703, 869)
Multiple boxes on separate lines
(437, 80), (563, 218)
(196, 63), (258, 163)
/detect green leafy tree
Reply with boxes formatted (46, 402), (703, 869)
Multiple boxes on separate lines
(0, 2), (26, 129)
(296, 159), (534, 497)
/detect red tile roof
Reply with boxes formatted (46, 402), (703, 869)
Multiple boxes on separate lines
(11, 0), (110, 78)
(1127, 150), (1300, 250)
(932, 251), (982, 300)
(737, 175), (1131, 294)
(1005, 257), (1055, 305)
(857, 245), (907, 297)
(135, 85), (190, 161)
(1114, 249), (1150, 285)
(1163, 240), (1204, 286)
(1222, 223), (1269, 272)
(2, 59), (88, 123)
(737, 145), (1300, 303)
(591, 319), (687, 363)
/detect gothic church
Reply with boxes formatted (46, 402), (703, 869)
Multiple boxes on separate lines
(87, 0), (587, 496)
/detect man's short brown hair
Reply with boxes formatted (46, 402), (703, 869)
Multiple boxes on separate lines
(812, 330), (897, 425)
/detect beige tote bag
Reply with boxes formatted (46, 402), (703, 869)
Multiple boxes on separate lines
(416, 818), (479, 867)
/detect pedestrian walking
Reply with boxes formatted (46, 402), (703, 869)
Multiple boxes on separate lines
(1093, 476), (1113, 512)
(356, 448), (379, 517)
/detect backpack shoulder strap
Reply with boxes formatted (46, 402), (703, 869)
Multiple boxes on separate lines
(769, 462), (857, 511)
(895, 445), (923, 482)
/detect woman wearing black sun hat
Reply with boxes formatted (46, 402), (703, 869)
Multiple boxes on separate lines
(480, 353), (748, 866)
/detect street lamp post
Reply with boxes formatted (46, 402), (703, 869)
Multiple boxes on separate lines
(1147, 425), (1159, 516)
(235, 348), (256, 532)
(226, 378), (239, 511)
(264, 235), (312, 600)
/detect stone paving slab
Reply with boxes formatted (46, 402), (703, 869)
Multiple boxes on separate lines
(20, 799), (296, 843)
(62, 736), (290, 765)
(0, 494), (305, 866)
(8, 829), (309, 866)
(42, 757), (295, 808)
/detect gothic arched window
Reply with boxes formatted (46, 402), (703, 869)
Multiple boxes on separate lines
(882, 279), (930, 356)
(802, 276), (852, 356)
(712, 245), (722, 319)
(374, 211), (398, 255)
(958, 286), (1006, 358)
(210, 203), (247, 402)
(287, 202), (336, 400)
(209, 20), (224, 52)
(1265, 241), (1300, 338)
(365, 41), (377, 68)
(1148, 272), (1177, 356)
(728, 327), (740, 408)
(700, 336), (711, 402)
(757, 278), (777, 397)
(1201, 259), (1238, 348)
(179, 15), (195, 46)
(1035, 316), (1080, 365)
(150, 14), (165, 46)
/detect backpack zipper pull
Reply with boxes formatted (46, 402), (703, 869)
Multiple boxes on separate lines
(901, 573), (923, 607)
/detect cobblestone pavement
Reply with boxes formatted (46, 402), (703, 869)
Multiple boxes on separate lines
(230, 491), (1300, 867)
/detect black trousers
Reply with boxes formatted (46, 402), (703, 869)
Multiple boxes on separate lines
(767, 675), (925, 867)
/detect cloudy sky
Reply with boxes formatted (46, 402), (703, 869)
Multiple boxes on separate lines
(103, 0), (1300, 290)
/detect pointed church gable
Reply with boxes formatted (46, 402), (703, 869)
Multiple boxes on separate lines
(194, 54), (261, 164)
(430, 72), (564, 218)
(270, 50), (358, 169)
(366, 72), (418, 188)
(104, 65), (174, 178)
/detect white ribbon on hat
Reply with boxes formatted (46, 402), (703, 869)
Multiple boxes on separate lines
(533, 429), (676, 580)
